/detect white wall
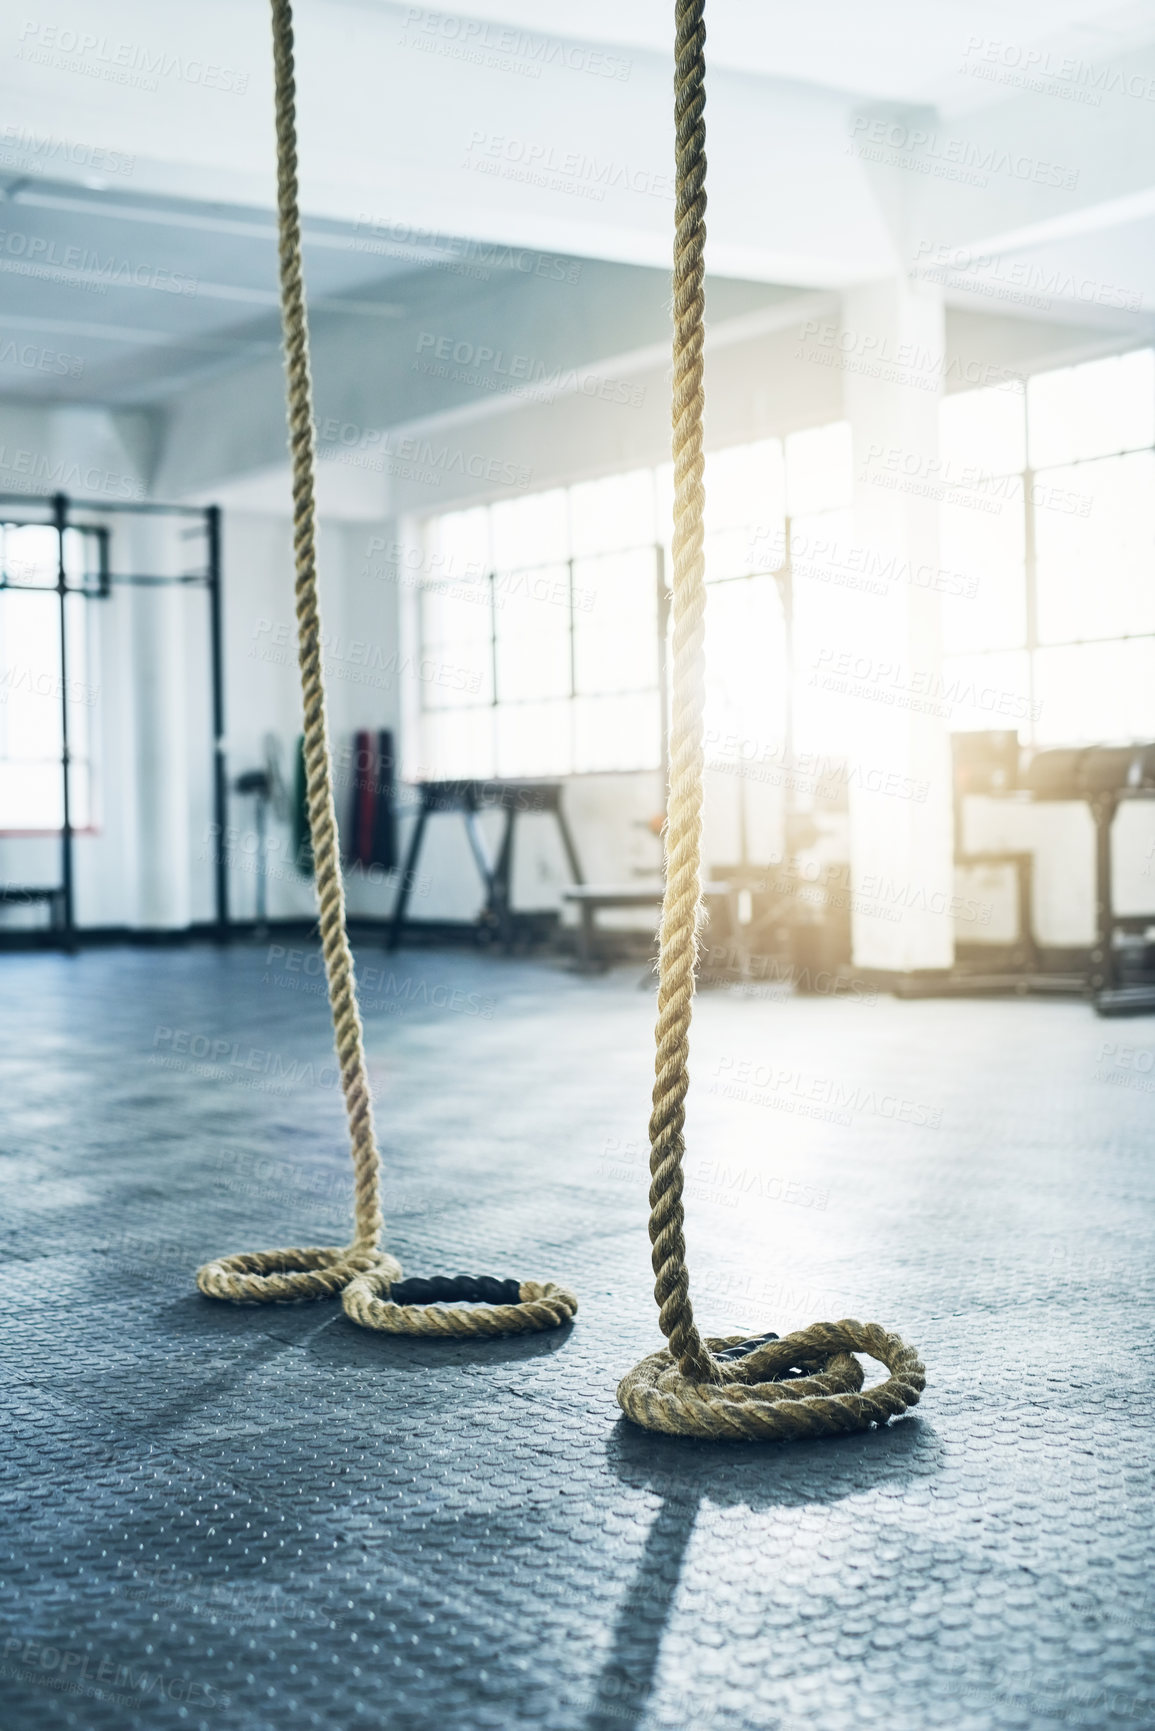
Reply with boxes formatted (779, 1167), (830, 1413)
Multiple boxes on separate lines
(2, 298), (1151, 943)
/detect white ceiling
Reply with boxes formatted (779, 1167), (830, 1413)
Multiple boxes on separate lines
(1, 0), (1153, 410)
(374, 0), (1155, 110)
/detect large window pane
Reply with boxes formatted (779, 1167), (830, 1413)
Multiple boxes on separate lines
(494, 564), (570, 701)
(573, 549), (658, 695)
(0, 526), (95, 832)
(940, 651), (1035, 736)
(1034, 639), (1155, 744)
(573, 692), (660, 772)
(785, 421), (852, 516)
(495, 700), (572, 777)
(704, 576), (787, 764)
(705, 439), (785, 531)
(420, 708), (493, 780)
(423, 506), (489, 583)
(1034, 451), (1155, 644)
(419, 577), (493, 708)
(1027, 349), (1155, 470)
(490, 488), (568, 569)
(569, 470), (655, 557)
(939, 497), (1026, 654)
(940, 381), (1026, 477)
(789, 508), (899, 758)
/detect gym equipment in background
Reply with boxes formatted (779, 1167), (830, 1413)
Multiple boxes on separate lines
(615, 0), (925, 1440)
(195, 0), (577, 1341)
(388, 777), (584, 951)
(0, 495), (227, 947)
(952, 731), (1155, 1013)
(233, 732), (292, 935)
(345, 729), (397, 874)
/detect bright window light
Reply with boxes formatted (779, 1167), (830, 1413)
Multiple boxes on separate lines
(940, 381), (1026, 476)
(1034, 450), (1155, 644)
(939, 496), (1026, 655)
(1033, 639), (1155, 744)
(1027, 348), (1155, 469)
(414, 349), (1155, 781)
(785, 422), (852, 516)
(0, 523), (97, 833)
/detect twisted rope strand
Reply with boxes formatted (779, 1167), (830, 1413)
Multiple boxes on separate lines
(646, 0), (714, 1386)
(272, 0), (382, 1261)
(619, 0), (925, 1437)
(197, 0), (576, 1340)
(196, 0), (385, 1306)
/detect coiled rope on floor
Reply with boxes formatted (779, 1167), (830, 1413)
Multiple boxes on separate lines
(195, 0), (576, 1340)
(616, 0), (925, 1439)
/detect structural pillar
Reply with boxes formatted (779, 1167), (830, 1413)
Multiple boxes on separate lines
(841, 275), (954, 975)
(130, 516), (192, 930)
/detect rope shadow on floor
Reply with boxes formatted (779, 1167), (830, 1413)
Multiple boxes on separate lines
(580, 1416), (941, 1731)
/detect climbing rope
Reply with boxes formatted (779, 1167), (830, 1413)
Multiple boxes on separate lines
(195, 0), (576, 1340)
(616, 0), (925, 1439)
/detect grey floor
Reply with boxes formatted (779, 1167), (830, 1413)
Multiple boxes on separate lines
(1, 942), (1153, 1731)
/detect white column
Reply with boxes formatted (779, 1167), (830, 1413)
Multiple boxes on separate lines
(129, 517), (192, 930)
(842, 276), (954, 973)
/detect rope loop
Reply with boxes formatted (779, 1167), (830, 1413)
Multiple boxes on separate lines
(619, 1321), (925, 1441)
(197, 1246), (401, 1305)
(618, 0), (926, 1436)
(193, 0), (576, 1341)
(342, 1270), (578, 1337)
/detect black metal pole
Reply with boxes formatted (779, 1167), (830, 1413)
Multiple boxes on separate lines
(206, 505), (229, 937)
(1091, 795), (1117, 999)
(52, 492), (75, 949)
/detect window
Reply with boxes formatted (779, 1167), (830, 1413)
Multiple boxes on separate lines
(415, 474), (661, 779)
(941, 349), (1155, 745)
(0, 522), (100, 832)
(412, 433), (843, 779)
(413, 351), (1155, 782)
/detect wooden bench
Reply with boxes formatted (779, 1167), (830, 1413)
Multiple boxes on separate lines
(563, 881), (734, 971)
(0, 885), (65, 925)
